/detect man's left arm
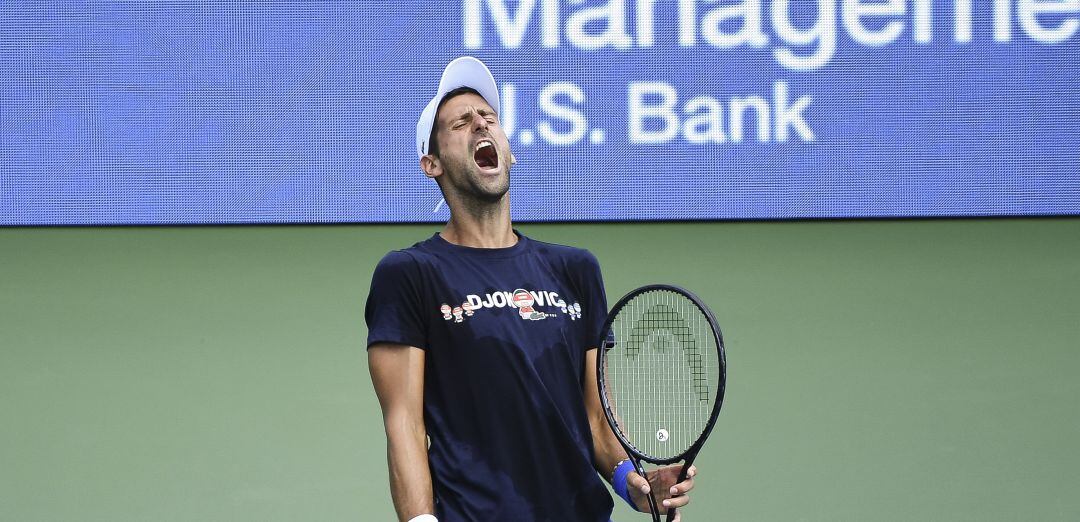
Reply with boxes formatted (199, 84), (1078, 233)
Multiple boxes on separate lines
(583, 348), (697, 518)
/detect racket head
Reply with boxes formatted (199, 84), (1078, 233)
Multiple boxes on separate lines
(596, 284), (726, 465)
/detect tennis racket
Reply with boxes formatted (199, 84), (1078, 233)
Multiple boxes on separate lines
(597, 284), (726, 522)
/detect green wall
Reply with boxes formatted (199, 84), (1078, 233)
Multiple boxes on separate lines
(2, 219), (1078, 521)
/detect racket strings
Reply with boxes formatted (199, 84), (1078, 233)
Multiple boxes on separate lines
(605, 289), (720, 461)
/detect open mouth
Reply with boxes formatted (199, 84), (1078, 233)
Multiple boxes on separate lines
(474, 140), (499, 170)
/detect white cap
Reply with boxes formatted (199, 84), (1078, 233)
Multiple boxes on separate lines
(416, 56), (500, 158)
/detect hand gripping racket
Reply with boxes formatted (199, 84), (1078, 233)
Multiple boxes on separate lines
(597, 284), (727, 521)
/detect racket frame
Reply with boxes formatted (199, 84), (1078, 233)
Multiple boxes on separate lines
(596, 284), (727, 521)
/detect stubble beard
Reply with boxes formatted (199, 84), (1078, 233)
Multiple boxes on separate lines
(468, 168), (509, 204)
(443, 156), (510, 211)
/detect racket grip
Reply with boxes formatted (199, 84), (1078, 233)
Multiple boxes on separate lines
(631, 459), (661, 522)
(664, 459), (694, 522)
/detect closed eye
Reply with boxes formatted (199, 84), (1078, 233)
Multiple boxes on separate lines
(448, 108), (497, 130)
(477, 109), (497, 124)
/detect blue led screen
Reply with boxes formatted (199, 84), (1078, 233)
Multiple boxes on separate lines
(1, 1), (1078, 225)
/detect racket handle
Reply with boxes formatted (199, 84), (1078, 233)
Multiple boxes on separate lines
(631, 459), (661, 522)
(664, 457), (695, 522)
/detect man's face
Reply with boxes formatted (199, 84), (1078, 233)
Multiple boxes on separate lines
(429, 92), (513, 203)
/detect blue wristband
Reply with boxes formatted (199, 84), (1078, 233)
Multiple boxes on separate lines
(612, 459), (637, 510)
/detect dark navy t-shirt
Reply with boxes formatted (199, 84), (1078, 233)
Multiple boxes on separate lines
(365, 231), (613, 521)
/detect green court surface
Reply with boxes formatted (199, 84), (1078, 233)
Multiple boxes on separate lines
(2, 219), (1078, 521)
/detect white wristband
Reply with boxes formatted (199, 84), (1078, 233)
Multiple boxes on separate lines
(406, 515), (438, 522)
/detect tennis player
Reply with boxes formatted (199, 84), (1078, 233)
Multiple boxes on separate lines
(366, 57), (697, 521)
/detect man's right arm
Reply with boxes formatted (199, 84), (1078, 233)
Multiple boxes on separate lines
(368, 342), (433, 521)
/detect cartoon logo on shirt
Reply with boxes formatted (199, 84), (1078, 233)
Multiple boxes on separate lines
(440, 304), (452, 321)
(512, 289), (548, 321)
(452, 306), (464, 323)
(562, 302), (581, 320)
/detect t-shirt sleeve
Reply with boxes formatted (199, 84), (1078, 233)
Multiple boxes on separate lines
(365, 251), (428, 350)
(575, 249), (609, 351)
